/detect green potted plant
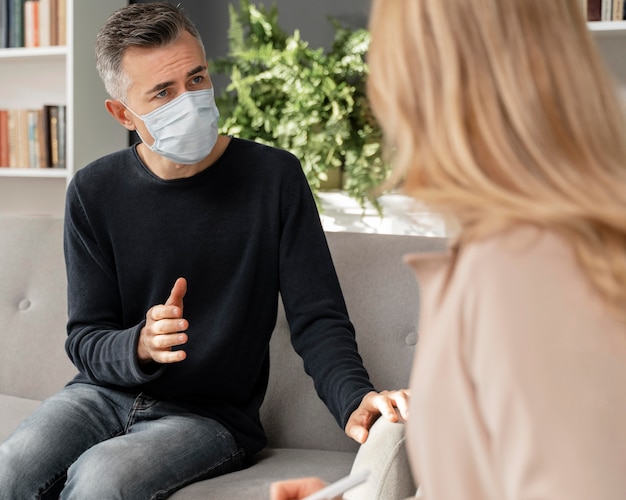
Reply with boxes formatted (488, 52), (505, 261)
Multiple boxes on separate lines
(210, 0), (389, 208)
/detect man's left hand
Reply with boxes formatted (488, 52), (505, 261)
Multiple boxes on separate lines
(345, 389), (410, 444)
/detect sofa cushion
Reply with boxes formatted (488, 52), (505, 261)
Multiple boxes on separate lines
(0, 394), (41, 443)
(0, 216), (77, 401)
(169, 448), (356, 499)
(259, 231), (447, 453)
(0, 215), (447, 499)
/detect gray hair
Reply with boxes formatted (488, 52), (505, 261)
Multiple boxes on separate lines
(95, 2), (206, 101)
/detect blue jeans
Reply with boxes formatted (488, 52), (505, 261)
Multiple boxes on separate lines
(0, 383), (249, 499)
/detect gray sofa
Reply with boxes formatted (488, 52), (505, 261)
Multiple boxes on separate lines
(0, 215), (446, 499)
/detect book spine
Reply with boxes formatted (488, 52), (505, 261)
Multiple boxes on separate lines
(48, 105), (59, 168)
(49, 0), (57, 45)
(56, 0), (64, 45)
(0, 0), (8, 48)
(601, 0), (613, 20)
(17, 108), (30, 168)
(27, 109), (39, 167)
(613, 0), (625, 19)
(36, 108), (48, 167)
(43, 105), (52, 167)
(56, 104), (66, 168)
(38, 0), (50, 46)
(7, 109), (19, 167)
(588, 0), (602, 20)
(8, 108), (29, 168)
(0, 109), (9, 167)
(24, 0), (39, 48)
(8, 0), (25, 48)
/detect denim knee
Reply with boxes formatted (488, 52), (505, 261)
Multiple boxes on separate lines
(0, 436), (66, 500)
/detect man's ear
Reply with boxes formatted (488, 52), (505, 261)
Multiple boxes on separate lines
(105, 99), (135, 131)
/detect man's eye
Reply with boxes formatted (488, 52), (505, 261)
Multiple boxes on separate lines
(192, 76), (204, 85)
(156, 89), (169, 99)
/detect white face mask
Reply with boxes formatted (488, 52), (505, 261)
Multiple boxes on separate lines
(124, 88), (220, 165)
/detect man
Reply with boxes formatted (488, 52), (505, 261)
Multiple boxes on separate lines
(0, 3), (408, 498)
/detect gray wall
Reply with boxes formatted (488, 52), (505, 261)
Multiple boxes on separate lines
(132, 0), (373, 93)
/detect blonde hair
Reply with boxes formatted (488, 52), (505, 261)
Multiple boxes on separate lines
(367, 0), (626, 320)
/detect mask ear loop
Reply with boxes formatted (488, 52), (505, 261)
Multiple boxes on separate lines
(120, 101), (155, 150)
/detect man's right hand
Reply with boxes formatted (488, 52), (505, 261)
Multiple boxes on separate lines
(138, 277), (189, 365)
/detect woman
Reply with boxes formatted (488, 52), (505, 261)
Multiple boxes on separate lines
(272, 0), (626, 498)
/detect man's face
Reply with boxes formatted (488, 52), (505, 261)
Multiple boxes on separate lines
(120, 30), (212, 145)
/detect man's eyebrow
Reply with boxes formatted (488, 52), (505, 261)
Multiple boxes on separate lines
(146, 81), (174, 96)
(145, 65), (208, 95)
(187, 65), (207, 77)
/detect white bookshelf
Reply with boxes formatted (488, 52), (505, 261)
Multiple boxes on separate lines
(588, 20), (626, 34)
(0, 0), (127, 216)
(589, 21), (626, 95)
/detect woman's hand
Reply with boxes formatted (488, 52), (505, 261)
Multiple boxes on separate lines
(270, 477), (328, 500)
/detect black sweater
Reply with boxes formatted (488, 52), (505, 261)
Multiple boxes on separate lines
(63, 138), (374, 455)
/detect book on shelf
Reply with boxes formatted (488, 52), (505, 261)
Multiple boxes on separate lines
(587, 0), (625, 19)
(49, 0), (57, 45)
(38, 0), (49, 46)
(0, 0), (66, 48)
(589, 0), (602, 21)
(7, 0), (24, 48)
(44, 104), (65, 168)
(27, 108), (50, 168)
(24, 0), (38, 48)
(6, 108), (25, 168)
(0, 104), (65, 169)
(0, 0), (7, 49)
(614, 0), (625, 20)
(6, 110), (17, 167)
(27, 109), (38, 166)
(0, 109), (8, 167)
(36, 108), (47, 167)
(599, 0), (625, 20)
(16, 108), (29, 168)
(55, 103), (65, 168)
(56, 0), (64, 45)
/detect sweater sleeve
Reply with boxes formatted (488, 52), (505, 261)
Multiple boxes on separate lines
(63, 178), (165, 387)
(277, 162), (374, 429)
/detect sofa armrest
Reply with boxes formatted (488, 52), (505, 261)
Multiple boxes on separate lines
(344, 418), (416, 500)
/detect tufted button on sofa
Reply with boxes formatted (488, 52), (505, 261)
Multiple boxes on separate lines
(0, 215), (446, 499)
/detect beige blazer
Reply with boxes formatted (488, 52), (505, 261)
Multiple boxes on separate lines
(405, 225), (626, 499)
